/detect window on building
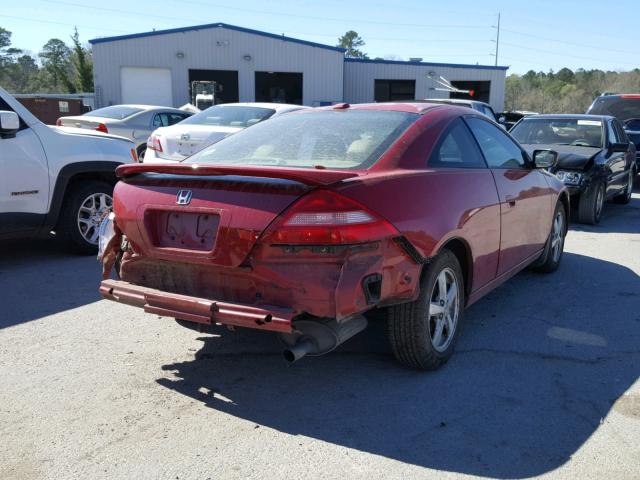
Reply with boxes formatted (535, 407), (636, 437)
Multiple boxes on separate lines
(255, 72), (303, 105)
(450, 81), (491, 104)
(374, 80), (416, 102)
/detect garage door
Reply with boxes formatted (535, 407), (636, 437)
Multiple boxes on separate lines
(120, 67), (173, 106)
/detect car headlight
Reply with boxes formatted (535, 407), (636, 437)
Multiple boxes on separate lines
(556, 170), (583, 185)
(97, 211), (116, 260)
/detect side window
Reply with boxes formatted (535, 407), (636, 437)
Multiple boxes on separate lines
(613, 120), (628, 143)
(607, 121), (619, 144)
(428, 118), (486, 168)
(466, 117), (527, 169)
(152, 113), (169, 127)
(167, 113), (188, 126)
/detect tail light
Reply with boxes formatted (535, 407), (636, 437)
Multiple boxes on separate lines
(130, 148), (138, 162)
(95, 123), (108, 133)
(260, 190), (398, 245)
(147, 134), (163, 152)
(56, 118), (62, 126)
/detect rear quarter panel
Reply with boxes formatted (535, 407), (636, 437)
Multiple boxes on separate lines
(340, 169), (501, 295)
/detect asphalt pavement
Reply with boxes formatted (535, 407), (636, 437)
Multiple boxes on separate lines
(1, 192), (639, 480)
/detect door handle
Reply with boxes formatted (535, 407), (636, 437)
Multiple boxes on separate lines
(506, 196), (517, 207)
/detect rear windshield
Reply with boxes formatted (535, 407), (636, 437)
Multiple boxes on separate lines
(587, 96), (640, 125)
(185, 110), (417, 170)
(84, 106), (144, 119)
(511, 118), (604, 148)
(180, 105), (275, 128)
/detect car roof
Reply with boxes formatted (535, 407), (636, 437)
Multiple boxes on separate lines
(317, 102), (447, 114)
(522, 114), (614, 121)
(214, 102), (307, 111)
(421, 98), (488, 107)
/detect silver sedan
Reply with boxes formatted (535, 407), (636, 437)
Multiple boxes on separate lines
(57, 105), (193, 158)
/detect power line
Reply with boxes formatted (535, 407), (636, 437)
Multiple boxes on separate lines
(501, 41), (639, 66)
(0, 14), (130, 33)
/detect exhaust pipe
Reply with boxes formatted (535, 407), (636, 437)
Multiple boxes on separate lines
(281, 315), (368, 364)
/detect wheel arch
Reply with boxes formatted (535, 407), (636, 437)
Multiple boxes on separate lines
(41, 161), (123, 234)
(430, 237), (474, 298)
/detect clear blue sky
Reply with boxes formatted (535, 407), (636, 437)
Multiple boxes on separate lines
(2, 0), (639, 74)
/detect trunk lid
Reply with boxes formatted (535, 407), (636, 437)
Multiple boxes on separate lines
(114, 164), (361, 267)
(158, 124), (242, 160)
(58, 115), (114, 130)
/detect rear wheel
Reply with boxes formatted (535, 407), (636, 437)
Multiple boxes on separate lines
(532, 201), (566, 273)
(388, 250), (464, 370)
(136, 144), (147, 161)
(613, 167), (634, 204)
(578, 180), (604, 225)
(57, 181), (113, 255)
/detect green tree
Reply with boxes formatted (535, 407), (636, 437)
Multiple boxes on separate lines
(70, 27), (93, 92)
(337, 30), (368, 58)
(39, 38), (76, 93)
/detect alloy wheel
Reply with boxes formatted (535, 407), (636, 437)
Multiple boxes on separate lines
(551, 208), (565, 262)
(428, 267), (460, 353)
(77, 193), (113, 245)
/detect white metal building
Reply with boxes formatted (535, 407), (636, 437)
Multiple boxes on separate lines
(344, 58), (507, 111)
(90, 22), (508, 110)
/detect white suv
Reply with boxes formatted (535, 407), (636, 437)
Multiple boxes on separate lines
(0, 87), (137, 254)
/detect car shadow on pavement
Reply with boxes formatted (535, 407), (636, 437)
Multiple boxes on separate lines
(0, 239), (102, 328)
(157, 252), (640, 478)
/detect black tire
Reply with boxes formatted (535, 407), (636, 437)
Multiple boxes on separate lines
(387, 250), (464, 370)
(56, 181), (113, 255)
(577, 180), (605, 225)
(613, 167), (635, 205)
(532, 201), (566, 273)
(136, 144), (147, 161)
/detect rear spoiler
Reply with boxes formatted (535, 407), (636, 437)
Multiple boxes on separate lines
(116, 163), (361, 186)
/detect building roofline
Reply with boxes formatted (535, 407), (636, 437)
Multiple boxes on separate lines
(89, 22), (347, 53)
(344, 57), (509, 71)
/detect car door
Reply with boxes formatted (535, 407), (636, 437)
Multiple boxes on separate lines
(0, 99), (50, 234)
(465, 116), (552, 276)
(605, 119), (628, 195)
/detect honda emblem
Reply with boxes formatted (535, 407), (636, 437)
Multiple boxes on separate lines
(176, 190), (192, 205)
(180, 133), (191, 141)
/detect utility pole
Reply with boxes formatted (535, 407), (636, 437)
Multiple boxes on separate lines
(493, 13), (501, 66)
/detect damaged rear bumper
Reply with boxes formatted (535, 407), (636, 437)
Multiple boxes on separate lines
(99, 279), (295, 333)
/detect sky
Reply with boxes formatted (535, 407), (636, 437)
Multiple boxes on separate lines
(2, 0), (639, 74)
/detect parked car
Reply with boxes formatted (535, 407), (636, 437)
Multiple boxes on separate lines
(0, 87), (137, 253)
(98, 102), (568, 370)
(144, 102), (307, 162)
(422, 98), (500, 122)
(510, 114), (635, 224)
(497, 110), (538, 130)
(587, 94), (640, 172)
(57, 105), (193, 159)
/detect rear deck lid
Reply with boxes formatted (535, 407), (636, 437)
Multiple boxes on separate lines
(114, 163), (361, 266)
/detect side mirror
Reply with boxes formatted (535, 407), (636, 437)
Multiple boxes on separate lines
(610, 142), (629, 153)
(0, 111), (19, 139)
(533, 149), (558, 169)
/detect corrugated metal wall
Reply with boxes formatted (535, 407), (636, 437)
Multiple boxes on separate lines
(92, 26), (344, 108)
(343, 60), (507, 111)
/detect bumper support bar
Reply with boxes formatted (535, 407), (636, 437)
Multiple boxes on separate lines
(99, 279), (294, 333)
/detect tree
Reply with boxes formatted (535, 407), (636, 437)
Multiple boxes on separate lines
(337, 30), (368, 59)
(70, 27), (93, 92)
(39, 38), (76, 93)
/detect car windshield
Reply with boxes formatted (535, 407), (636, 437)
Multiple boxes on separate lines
(179, 105), (276, 128)
(84, 106), (144, 120)
(587, 96), (640, 125)
(511, 118), (604, 148)
(185, 110), (417, 170)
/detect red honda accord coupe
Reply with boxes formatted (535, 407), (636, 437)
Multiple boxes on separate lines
(99, 102), (569, 370)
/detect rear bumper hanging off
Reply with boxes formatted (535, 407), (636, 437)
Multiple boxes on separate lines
(99, 279), (294, 333)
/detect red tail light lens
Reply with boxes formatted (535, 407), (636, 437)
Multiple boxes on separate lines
(56, 118), (62, 126)
(147, 134), (163, 152)
(261, 190), (398, 245)
(95, 123), (108, 133)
